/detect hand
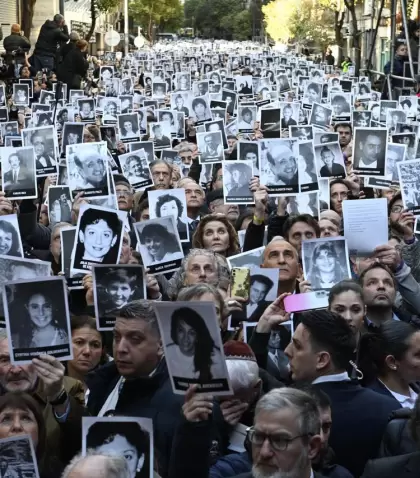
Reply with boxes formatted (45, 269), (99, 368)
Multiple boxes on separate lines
(374, 244), (402, 271)
(396, 210), (415, 241)
(71, 191), (88, 223)
(145, 268), (160, 299)
(220, 399), (248, 426)
(346, 172), (361, 195)
(253, 186), (268, 220)
(0, 193), (13, 216)
(223, 296), (247, 319)
(298, 279), (313, 294)
(257, 293), (291, 333)
(82, 273), (94, 306)
(249, 176), (260, 192)
(277, 196), (287, 216)
(182, 385), (213, 422)
(32, 355), (65, 401)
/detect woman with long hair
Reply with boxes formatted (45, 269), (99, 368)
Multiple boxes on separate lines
(138, 223), (183, 265)
(0, 220), (21, 257)
(192, 214), (240, 257)
(306, 242), (349, 290)
(167, 306), (224, 382)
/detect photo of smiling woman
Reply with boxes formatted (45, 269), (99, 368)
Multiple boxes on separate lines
(0, 215), (23, 257)
(135, 216), (184, 274)
(155, 301), (232, 394)
(4, 276), (72, 363)
(83, 417), (152, 478)
(72, 205), (125, 273)
(302, 237), (351, 291)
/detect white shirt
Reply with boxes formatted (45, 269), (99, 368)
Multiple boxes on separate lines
(168, 344), (226, 379)
(358, 157), (377, 169)
(312, 372), (351, 384)
(12, 167), (20, 182)
(379, 380), (418, 408)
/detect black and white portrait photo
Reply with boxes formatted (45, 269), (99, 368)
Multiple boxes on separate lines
(191, 96), (212, 125)
(48, 186), (72, 226)
(221, 89), (237, 117)
(120, 95), (134, 114)
(171, 92), (191, 117)
(298, 141), (319, 192)
(281, 103), (298, 129)
(39, 89), (55, 105)
(134, 216), (184, 275)
(0, 84), (5, 105)
(100, 126), (118, 152)
(60, 227), (83, 289)
(4, 276), (72, 363)
(386, 109), (407, 132)
(379, 100), (398, 123)
(237, 106), (257, 133)
(204, 119), (228, 149)
(149, 122), (171, 150)
(92, 265), (146, 330)
(82, 416), (153, 478)
(154, 301), (232, 395)
(102, 98), (121, 124)
(72, 204), (126, 274)
(302, 237), (351, 291)
(290, 126), (313, 141)
(174, 72), (191, 92)
(238, 140), (259, 173)
(353, 127), (387, 176)
(0, 214), (23, 259)
(120, 77), (133, 95)
(104, 79), (119, 97)
(152, 81), (167, 99)
(66, 142), (110, 198)
(330, 92), (351, 120)
(0, 146), (37, 200)
(77, 99), (96, 122)
(119, 150), (153, 190)
(148, 188), (189, 243)
(302, 82), (322, 108)
(69, 89), (84, 103)
(0, 435), (40, 478)
(259, 139), (299, 194)
(397, 159), (420, 214)
(314, 142), (346, 179)
(352, 110), (372, 128)
(197, 131), (224, 163)
(61, 123), (85, 154)
(366, 143), (406, 189)
(118, 113), (140, 142)
(129, 141), (154, 163)
(13, 84), (29, 106)
(277, 74), (291, 93)
(1, 121), (18, 137)
(285, 192), (320, 217)
(247, 267), (278, 322)
(100, 66), (115, 84)
(22, 126), (58, 176)
(228, 246), (265, 270)
(222, 160), (254, 204)
(309, 103), (332, 129)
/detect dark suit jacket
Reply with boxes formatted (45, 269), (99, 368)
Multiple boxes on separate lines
(4, 168), (32, 188)
(361, 452), (420, 478)
(281, 117), (297, 128)
(36, 155), (55, 170)
(320, 163), (345, 177)
(248, 300), (270, 322)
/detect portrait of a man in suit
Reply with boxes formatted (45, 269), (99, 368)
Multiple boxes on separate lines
(31, 132), (55, 170)
(3, 152), (32, 190)
(247, 274), (274, 322)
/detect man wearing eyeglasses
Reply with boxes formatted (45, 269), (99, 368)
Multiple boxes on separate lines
(31, 132), (55, 171)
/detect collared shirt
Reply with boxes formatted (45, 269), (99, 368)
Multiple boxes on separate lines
(378, 379), (418, 408)
(358, 157), (377, 169)
(365, 313), (400, 328)
(312, 371), (351, 384)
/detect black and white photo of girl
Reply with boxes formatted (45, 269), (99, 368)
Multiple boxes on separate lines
(0, 214), (23, 258)
(135, 216), (184, 275)
(118, 113), (140, 142)
(302, 237), (351, 290)
(154, 301), (232, 395)
(82, 417), (153, 478)
(72, 204), (126, 273)
(93, 265), (146, 330)
(4, 276), (72, 363)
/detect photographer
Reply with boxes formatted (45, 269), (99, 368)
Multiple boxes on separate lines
(2, 24), (30, 77)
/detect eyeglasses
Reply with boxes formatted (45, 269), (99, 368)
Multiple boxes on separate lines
(247, 427), (310, 451)
(391, 205), (403, 214)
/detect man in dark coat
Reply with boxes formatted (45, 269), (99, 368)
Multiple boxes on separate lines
(32, 14), (69, 72)
(3, 24), (30, 72)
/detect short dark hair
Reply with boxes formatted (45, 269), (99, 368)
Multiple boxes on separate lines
(300, 310), (356, 371)
(155, 193), (183, 217)
(283, 214), (320, 240)
(334, 122), (352, 134)
(328, 280), (364, 307)
(358, 262), (397, 289)
(116, 299), (160, 336)
(250, 274), (274, 291)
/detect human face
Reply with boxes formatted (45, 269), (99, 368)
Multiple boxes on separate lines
(389, 198), (404, 223)
(283, 107), (292, 120)
(32, 136), (44, 155)
(262, 240), (299, 282)
(202, 221), (230, 254)
(0, 339), (37, 392)
(362, 267), (396, 308)
(179, 150), (193, 165)
(315, 107), (326, 123)
(0, 229), (13, 255)
(307, 88), (318, 102)
(176, 320), (197, 356)
(176, 97), (183, 107)
(184, 181), (204, 210)
(330, 183), (349, 214)
(108, 104), (116, 116)
(184, 255), (218, 285)
(315, 248), (335, 274)
(250, 281), (269, 304)
(70, 326), (103, 375)
(321, 151), (334, 167)
(329, 290), (364, 332)
(211, 200), (239, 222)
(160, 199), (178, 218)
(26, 294), (53, 329)
(0, 407), (39, 447)
(128, 158), (142, 177)
(285, 323), (319, 381)
(395, 332), (420, 383)
(144, 234), (163, 260)
(252, 408), (315, 477)
(95, 434), (140, 478)
(362, 135), (382, 164)
(82, 104), (91, 116)
(113, 317), (161, 377)
(80, 219), (117, 260)
(194, 102), (205, 116)
(139, 208), (150, 222)
(101, 69), (112, 81)
(151, 164), (171, 189)
(124, 121), (133, 132)
(396, 45), (408, 56)
(116, 186), (134, 211)
(9, 155), (19, 169)
(287, 222), (316, 255)
(273, 153), (297, 182)
(80, 156), (105, 184)
(109, 281), (134, 308)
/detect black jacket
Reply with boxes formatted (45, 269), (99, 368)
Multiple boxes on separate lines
(34, 20), (69, 57)
(57, 46), (89, 89)
(86, 359), (184, 477)
(378, 408), (417, 458)
(361, 451), (420, 478)
(3, 33), (31, 54)
(232, 472), (328, 478)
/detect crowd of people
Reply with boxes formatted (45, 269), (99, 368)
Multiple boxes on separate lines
(0, 13), (419, 478)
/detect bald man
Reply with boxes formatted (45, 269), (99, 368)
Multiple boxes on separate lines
(3, 23), (30, 66)
(62, 453), (130, 478)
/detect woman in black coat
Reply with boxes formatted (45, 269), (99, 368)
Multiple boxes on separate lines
(57, 39), (89, 92)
